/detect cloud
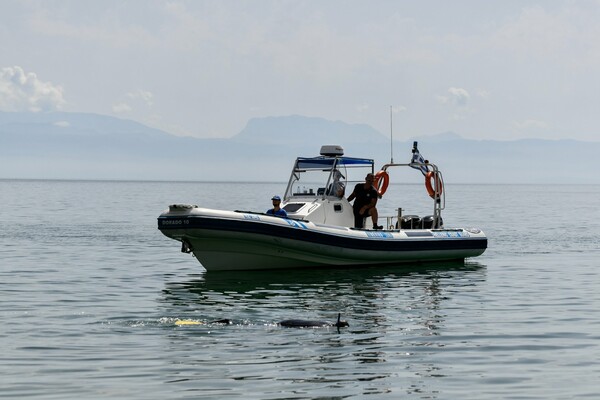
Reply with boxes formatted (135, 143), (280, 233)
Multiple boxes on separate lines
(448, 87), (470, 106)
(127, 90), (154, 106)
(112, 90), (153, 114)
(436, 87), (470, 107)
(0, 66), (66, 112)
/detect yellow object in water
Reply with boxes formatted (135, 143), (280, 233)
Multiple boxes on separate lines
(175, 319), (203, 326)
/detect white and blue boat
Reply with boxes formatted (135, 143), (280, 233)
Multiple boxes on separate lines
(158, 144), (487, 271)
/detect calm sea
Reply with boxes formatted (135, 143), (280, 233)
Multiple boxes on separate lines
(1, 180), (599, 399)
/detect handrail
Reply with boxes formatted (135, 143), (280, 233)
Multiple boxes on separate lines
(378, 161), (445, 228)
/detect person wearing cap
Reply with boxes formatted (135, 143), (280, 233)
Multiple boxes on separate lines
(266, 195), (288, 217)
(347, 173), (382, 229)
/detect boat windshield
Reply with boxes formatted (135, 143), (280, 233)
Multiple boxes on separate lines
(284, 156), (374, 199)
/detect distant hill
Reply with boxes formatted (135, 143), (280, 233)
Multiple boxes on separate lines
(232, 115), (388, 146)
(1, 111), (598, 183)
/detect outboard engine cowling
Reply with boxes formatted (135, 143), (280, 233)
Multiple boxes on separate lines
(422, 215), (444, 229)
(400, 215), (421, 229)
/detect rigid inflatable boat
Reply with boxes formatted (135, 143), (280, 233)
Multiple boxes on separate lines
(158, 143), (487, 271)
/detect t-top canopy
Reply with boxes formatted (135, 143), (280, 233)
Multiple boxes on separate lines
(295, 156), (373, 170)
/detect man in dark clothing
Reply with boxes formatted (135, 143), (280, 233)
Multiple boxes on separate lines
(347, 173), (382, 229)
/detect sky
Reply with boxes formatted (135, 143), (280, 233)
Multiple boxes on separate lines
(1, 0), (599, 141)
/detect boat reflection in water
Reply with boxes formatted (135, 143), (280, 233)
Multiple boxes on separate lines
(159, 261), (487, 396)
(161, 261), (486, 329)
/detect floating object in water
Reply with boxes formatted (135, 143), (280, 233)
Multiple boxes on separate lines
(210, 319), (232, 324)
(175, 319), (203, 326)
(175, 318), (232, 326)
(174, 315), (347, 328)
(279, 313), (349, 328)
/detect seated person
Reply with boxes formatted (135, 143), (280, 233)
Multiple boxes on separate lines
(347, 173), (382, 229)
(266, 195), (288, 217)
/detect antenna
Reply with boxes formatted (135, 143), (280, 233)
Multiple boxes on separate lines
(390, 105), (394, 163)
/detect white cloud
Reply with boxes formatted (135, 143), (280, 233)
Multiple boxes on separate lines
(127, 90), (154, 106)
(112, 90), (153, 114)
(0, 66), (66, 112)
(436, 87), (470, 107)
(448, 87), (470, 106)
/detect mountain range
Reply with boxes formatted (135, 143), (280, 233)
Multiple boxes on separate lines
(1, 111), (598, 184)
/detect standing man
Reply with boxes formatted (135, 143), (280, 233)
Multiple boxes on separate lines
(347, 173), (382, 229)
(266, 195), (288, 217)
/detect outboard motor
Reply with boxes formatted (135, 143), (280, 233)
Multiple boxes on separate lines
(400, 215), (421, 229)
(422, 215), (444, 229)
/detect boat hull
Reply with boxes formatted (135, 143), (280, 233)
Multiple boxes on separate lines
(158, 207), (487, 271)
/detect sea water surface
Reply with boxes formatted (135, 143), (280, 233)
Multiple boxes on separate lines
(1, 180), (599, 399)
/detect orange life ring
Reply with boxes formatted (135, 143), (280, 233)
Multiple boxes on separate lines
(425, 171), (443, 198)
(374, 170), (389, 196)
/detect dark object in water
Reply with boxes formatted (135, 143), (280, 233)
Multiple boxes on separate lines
(210, 319), (232, 324)
(279, 313), (349, 328)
